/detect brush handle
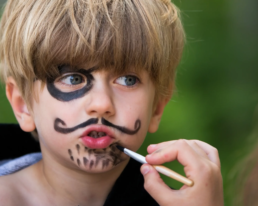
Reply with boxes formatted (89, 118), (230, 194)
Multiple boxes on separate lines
(153, 165), (194, 187)
(122, 147), (194, 186)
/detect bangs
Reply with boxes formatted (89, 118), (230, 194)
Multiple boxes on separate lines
(32, 0), (166, 80)
(0, 0), (184, 105)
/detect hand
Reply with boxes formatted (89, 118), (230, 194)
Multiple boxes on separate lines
(140, 139), (224, 206)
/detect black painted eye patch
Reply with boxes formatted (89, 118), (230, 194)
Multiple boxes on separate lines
(47, 68), (96, 101)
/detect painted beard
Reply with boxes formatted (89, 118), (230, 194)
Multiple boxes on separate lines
(67, 143), (125, 171)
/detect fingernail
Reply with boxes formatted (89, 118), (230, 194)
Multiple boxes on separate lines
(149, 144), (157, 148)
(142, 165), (150, 175)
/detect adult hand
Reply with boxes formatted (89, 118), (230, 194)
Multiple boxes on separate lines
(140, 139), (224, 206)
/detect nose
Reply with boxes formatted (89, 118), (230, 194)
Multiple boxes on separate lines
(85, 79), (115, 118)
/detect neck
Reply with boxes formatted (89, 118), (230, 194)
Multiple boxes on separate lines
(36, 152), (129, 206)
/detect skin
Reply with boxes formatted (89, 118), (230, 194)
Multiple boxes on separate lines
(0, 67), (167, 206)
(140, 140), (224, 206)
(0, 66), (224, 206)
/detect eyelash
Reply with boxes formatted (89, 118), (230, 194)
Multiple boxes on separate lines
(55, 72), (141, 90)
(115, 75), (140, 88)
(58, 73), (86, 85)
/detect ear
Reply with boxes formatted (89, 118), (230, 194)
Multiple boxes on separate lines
(148, 96), (170, 133)
(6, 77), (36, 132)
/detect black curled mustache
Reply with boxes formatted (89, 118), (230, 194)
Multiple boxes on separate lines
(54, 118), (141, 135)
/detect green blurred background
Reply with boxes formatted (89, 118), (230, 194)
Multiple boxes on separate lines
(0, 0), (258, 205)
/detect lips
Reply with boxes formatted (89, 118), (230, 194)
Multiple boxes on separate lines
(80, 125), (114, 149)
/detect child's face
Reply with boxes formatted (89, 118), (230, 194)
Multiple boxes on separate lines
(30, 65), (157, 173)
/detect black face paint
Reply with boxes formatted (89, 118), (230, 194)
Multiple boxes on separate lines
(67, 143), (123, 169)
(77, 158), (81, 166)
(68, 149), (74, 161)
(83, 157), (88, 166)
(54, 118), (98, 134)
(101, 118), (141, 135)
(90, 160), (94, 169)
(47, 67), (96, 102)
(54, 117), (141, 135)
(76, 144), (80, 154)
(102, 159), (111, 169)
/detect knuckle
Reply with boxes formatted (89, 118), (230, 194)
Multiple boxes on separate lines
(212, 147), (219, 156)
(199, 162), (213, 175)
(144, 179), (154, 191)
(176, 139), (188, 148)
(199, 161), (220, 179)
(144, 176), (163, 193)
(212, 163), (221, 174)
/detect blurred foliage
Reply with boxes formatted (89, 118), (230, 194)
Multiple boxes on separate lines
(0, 0), (258, 205)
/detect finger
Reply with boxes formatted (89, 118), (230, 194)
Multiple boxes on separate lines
(190, 140), (220, 168)
(147, 144), (159, 154)
(148, 140), (220, 168)
(146, 139), (201, 170)
(187, 141), (209, 159)
(141, 164), (177, 205)
(147, 140), (176, 154)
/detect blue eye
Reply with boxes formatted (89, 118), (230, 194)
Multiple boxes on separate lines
(52, 70), (93, 96)
(116, 75), (138, 86)
(60, 74), (85, 85)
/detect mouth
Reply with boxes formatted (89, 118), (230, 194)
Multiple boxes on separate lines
(80, 125), (115, 149)
(88, 131), (107, 138)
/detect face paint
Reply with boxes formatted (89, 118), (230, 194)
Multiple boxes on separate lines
(54, 118), (98, 134)
(68, 149), (74, 161)
(101, 118), (141, 135)
(77, 159), (81, 166)
(67, 143), (124, 170)
(76, 144), (80, 154)
(83, 157), (88, 166)
(57, 116), (140, 169)
(89, 160), (94, 169)
(54, 117), (141, 135)
(47, 67), (96, 102)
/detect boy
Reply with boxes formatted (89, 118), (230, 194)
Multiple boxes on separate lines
(0, 0), (224, 205)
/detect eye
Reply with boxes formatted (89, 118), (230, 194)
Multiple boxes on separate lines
(54, 73), (88, 92)
(60, 74), (85, 85)
(115, 75), (138, 86)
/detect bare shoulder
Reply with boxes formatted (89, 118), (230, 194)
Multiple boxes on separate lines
(0, 174), (20, 205)
(0, 163), (40, 206)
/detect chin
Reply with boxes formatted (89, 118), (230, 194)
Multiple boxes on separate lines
(67, 143), (128, 172)
(79, 159), (128, 174)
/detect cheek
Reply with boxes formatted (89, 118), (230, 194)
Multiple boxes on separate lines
(116, 105), (152, 150)
(32, 90), (83, 147)
(113, 90), (154, 150)
(116, 93), (153, 128)
(35, 88), (84, 125)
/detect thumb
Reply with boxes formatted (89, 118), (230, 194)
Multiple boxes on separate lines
(141, 164), (173, 205)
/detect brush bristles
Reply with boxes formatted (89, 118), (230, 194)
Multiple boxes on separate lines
(116, 145), (124, 152)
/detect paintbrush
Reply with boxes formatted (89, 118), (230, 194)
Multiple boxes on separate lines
(116, 145), (194, 187)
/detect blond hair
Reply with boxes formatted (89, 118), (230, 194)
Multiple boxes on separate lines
(0, 0), (185, 108)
